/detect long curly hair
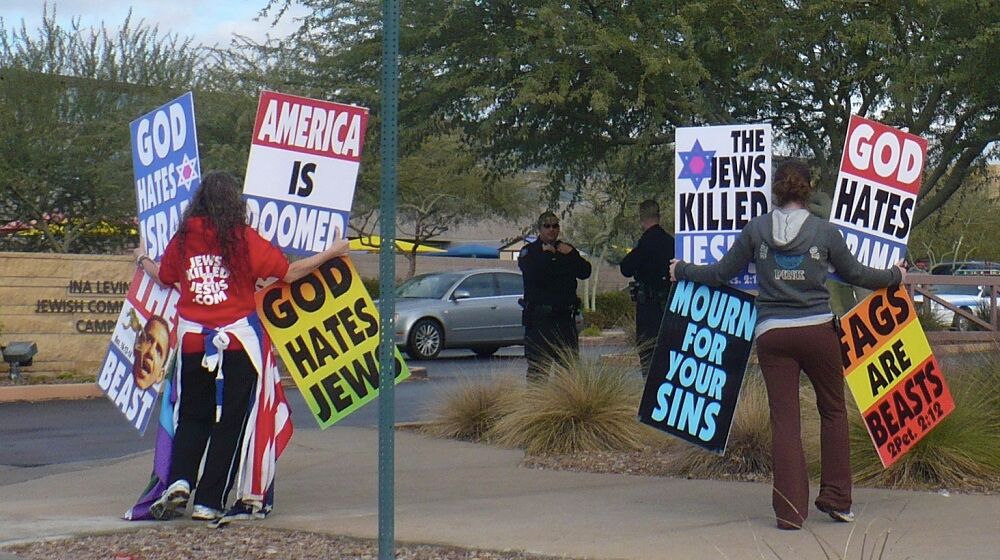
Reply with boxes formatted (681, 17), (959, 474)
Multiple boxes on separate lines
(772, 160), (813, 207)
(176, 171), (250, 281)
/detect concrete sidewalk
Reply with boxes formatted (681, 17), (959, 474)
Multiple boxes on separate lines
(1, 428), (997, 560)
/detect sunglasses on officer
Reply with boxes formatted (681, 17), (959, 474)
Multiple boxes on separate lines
(541, 222), (560, 229)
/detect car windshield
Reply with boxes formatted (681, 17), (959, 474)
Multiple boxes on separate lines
(396, 272), (464, 299)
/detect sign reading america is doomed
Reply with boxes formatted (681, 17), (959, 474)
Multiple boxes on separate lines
(255, 256), (409, 429)
(839, 284), (954, 467)
(243, 90), (369, 256)
(639, 280), (757, 454)
(674, 124), (772, 291)
(130, 92), (201, 262)
(830, 115), (926, 270)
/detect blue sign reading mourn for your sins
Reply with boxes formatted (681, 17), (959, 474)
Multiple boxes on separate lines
(638, 280), (757, 454)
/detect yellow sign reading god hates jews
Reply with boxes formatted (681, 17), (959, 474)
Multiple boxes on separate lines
(255, 256), (409, 429)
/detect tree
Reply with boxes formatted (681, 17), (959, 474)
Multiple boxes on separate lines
(0, 7), (203, 252)
(351, 134), (530, 278)
(268, 0), (998, 230)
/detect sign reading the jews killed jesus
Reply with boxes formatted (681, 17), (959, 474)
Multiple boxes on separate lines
(839, 284), (954, 468)
(639, 280), (757, 454)
(830, 115), (926, 270)
(675, 124), (772, 290)
(96, 269), (180, 434)
(130, 92), (201, 262)
(256, 256), (409, 429)
(243, 90), (369, 256)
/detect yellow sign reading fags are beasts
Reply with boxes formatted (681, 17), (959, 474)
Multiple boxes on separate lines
(255, 256), (409, 429)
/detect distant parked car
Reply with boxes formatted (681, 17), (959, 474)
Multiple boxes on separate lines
(390, 269), (525, 360)
(930, 261), (1000, 276)
(912, 282), (991, 331)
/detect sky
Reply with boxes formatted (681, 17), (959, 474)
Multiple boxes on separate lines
(0, 0), (310, 47)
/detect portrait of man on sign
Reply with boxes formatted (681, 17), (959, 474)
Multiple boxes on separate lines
(131, 315), (170, 390)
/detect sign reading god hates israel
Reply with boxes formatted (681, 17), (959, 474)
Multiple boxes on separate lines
(839, 284), (954, 468)
(638, 280), (757, 454)
(131, 92), (200, 261)
(675, 124), (772, 290)
(255, 256), (409, 429)
(243, 90), (369, 256)
(830, 115), (926, 270)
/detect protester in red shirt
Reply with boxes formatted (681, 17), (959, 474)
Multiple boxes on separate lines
(134, 171), (349, 522)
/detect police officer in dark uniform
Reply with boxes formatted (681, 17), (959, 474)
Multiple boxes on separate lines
(619, 199), (674, 377)
(518, 211), (592, 381)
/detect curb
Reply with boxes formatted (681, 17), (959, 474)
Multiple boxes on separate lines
(0, 383), (102, 403)
(1, 367), (431, 403)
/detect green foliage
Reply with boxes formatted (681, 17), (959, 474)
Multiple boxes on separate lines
(850, 353), (1000, 490)
(267, 0), (999, 226)
(0, 8), (204, 253)
(361, 276), (380, 299)
(490, 349), (646, 455)
(582, 290), (633, 330)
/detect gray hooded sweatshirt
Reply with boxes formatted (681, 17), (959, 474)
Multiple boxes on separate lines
(675, 208), (902, 334)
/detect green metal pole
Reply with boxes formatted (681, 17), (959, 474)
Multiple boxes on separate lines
(378, 0), (400, 559)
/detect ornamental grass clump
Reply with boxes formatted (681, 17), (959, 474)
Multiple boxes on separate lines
(426, 376), (521, 443)
(849, 352), (1000, 490)
(490, 349), (646, 455)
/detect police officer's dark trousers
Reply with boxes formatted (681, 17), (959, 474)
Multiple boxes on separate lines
(635, 300), (665, 377)
(524, 306), (578, 382)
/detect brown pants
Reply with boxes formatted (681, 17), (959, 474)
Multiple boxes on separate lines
(756, 322), (851, 529)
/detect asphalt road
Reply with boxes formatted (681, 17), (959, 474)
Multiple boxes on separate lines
(0, 343), (631, 477)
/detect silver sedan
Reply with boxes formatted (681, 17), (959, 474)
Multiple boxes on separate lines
(389, 268), (525, 360)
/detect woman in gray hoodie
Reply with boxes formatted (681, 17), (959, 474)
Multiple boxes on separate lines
(670, 160), (907, 530)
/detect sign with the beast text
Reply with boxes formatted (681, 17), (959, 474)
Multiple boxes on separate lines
(639, 280), (757, 453)
(839, 284), (953, 468)
(255, 256), (409, 429)
(675, 124), (772, 290)
(830, 115), (926, 270)
(130, 92), (200, 261)
(243, 90), (369, 256)
(96, 269), (180, 434)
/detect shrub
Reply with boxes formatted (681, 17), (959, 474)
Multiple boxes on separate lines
(914, 300), (947, 331)
(584, 290), (633, 329)
(490, 348), (646, 455)
(426, 377), (521, 443)
(666, 369), (774, 480)
(362, 276), (381, 299)
(849, 352), (1000, 490)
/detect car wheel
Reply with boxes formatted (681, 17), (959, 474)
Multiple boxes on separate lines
(955, 308), (972, 331)
(407, 318), (443, 360)
(472, 346), (499, 358)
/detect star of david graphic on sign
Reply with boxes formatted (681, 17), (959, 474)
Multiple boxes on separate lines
(176, 154), (200, 191)
(677, 140), (716, 190)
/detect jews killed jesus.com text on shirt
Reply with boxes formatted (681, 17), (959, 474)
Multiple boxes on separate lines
(160, 216), (289, 352)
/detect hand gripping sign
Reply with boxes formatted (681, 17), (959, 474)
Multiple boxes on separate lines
(638, 280), (757, 453)
(675, 124), (772, 291)
(830, 115), (927, 271)
(130, 92), (201, 262)
(838, 284), (954, 467)
(256, 255), (410, 429)
(243, 90), (369, 256)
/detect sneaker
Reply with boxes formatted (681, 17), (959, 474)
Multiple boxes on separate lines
(191, 504), (224, 521)
(150, 480), (190, 520)
(817, 503), (855, 523)
(212, 500), (265, 527)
